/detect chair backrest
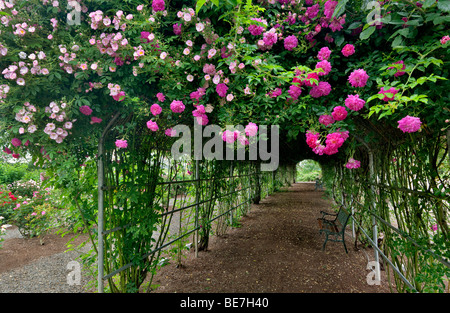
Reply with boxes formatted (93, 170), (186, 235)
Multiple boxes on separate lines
(335, 207), (351, 231)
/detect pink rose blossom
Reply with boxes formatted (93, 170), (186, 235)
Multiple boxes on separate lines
(11, 138), (21, 147)
(345, 158), (361, 169)
(248, 18), (266, 36)
(319, 115), (335, 126)
(323, 132), (346, 155)
(269, 88), (282, 98)
(315, 60), (332, 76)
(348, 69), (369, 88)
(165, 128), (177, 137)
(150, 103), (162, 116)
(245, 122), (258, 137)
(310, 81), (331, 98)
(91, 117), (102, 124)
(306, 131), (321, 149)
(170, 100), (185, 113)
(306, 4), (320, 19)
(222, 130), (239, 144)
(263, 29), (278, 46)
(288, 85), (302, 100)
(115, 139), (128, 149)
(79, 105), (93, 116)
(3, 147), (12, 154)
(152, 0), (165, 12)
(284, 35), (298, 51)
(341, 44), (355, 57)
(192, 105), (206, 117)
(203, 64), (216, 76)
(345, 94), (366, 111)
(329, 16), (346, 32)
(113, 91), (126, 101)
(440, 35), (450, 45)
(173, 23), (182, 35)
(317, 47), (332, 61)
(146, 120), (159, 131)
(216, 83), (228, 97)
(196, 115), (209, 126)
(156, 92), (166, 102)
(324, 1), (338, 19)
(238, 135), (249, 146)
(331, 106), (348, 121)
(397, 116), (422, 133)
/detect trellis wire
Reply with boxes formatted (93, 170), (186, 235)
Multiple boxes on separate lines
(347, 207), (419, 293)
(350, 197), (450, 269)
(101, 181), (255, 281)
(97, 157), (293, 292)
(339, 181), (449, 292)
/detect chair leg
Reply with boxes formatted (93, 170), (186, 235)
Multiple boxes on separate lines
(322, 235), (328, 251)
(342, 233), (348, 254)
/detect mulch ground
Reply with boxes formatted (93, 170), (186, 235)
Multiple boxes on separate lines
(152, 183), (395, 293)
(0, 229), (87, 275)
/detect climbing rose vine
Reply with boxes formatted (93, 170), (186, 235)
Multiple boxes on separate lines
(0, 0), (448, 168)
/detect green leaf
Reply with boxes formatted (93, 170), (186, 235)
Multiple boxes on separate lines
(426, 12), (442, 22)
(433, 15), (450, 24)
(392, 35), (403, 48)
(360, 26), (376, 40)
(417, 77), (427, 84)
(437, 0), (450, 12)
(423, 0), (436, 9)
(196, 0), (207, 14)
(398, 27), (410, 37)
(332, 0), (348, 18)
(347, 22), (362, 30)
(405, 19), (422, 26)
(379, 110), (392, 119)
(335, 35), (345, 47)
(366, 94), (381, 103)
(211, 0), (220, 6)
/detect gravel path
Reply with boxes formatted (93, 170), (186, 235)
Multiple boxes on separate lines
(0, 249), (91, 293)
(0, 227), (93, 293)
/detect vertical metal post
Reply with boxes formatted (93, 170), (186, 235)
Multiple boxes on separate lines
(369, 150), (381, 283)
(96, 112), (119, 294)
(195, 159), (200, 258)
(229, 161), (234, 225)
(351, 194), (355, 238)
(353, 134), (381, 283)
(97, 136), (105, 293)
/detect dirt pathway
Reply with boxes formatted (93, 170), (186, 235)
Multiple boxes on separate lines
(152, 183), (394, 293)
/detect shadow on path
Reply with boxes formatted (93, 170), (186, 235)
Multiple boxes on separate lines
(153, 183), (393, 293)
